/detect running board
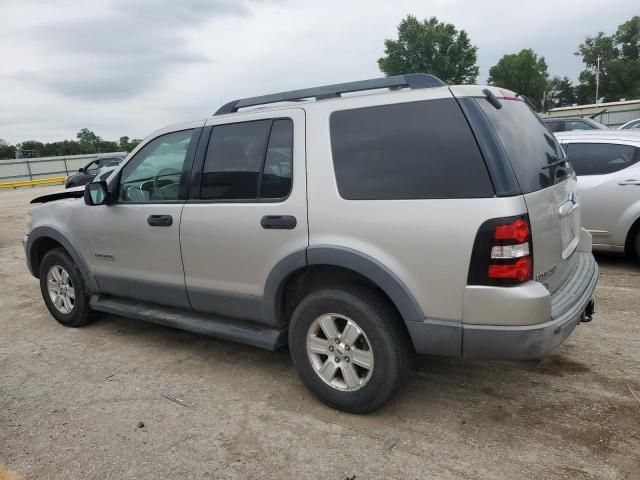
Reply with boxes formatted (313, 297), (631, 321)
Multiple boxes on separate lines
(90, 295), (287, 350)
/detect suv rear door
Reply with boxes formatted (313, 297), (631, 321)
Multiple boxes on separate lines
(180, 108), (307, 324)
(473, 96), (581, 292)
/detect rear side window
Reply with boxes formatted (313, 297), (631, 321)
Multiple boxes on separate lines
(545, 120), (562, 132)
(567, 121), (594, 131)
(478, 98), (569, 193)
(201, 119), (293, 200)
(565, 143), (640, 176)
(330, 99), (494, 200)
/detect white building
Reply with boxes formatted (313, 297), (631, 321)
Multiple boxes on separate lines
(543, 99), (640, 128)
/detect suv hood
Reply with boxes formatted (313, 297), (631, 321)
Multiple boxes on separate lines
(31, 186), (84, 204)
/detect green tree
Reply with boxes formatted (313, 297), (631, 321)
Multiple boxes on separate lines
(487, 49), (548, 110)
(575, 16), (640, 103)
(76, 128), (102, 153)
(0, 143), (15, 160)
(378, 15), (479, 84)
(118, 136), (142, 152)
(546, 76), (577, 109)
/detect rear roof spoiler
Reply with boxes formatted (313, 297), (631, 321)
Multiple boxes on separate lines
(214, 73), (445, 115)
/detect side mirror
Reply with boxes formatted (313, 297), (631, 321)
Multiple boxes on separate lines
(84, 181), (111, 206)
(78, 167), (86, 173)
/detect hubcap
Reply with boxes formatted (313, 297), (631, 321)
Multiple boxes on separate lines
(46, 265), (75, 314)
(306, 314), (374, 392)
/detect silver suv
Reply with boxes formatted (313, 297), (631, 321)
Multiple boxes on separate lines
(24, 74), (598, 413)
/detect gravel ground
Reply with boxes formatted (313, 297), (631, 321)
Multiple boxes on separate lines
(1, 186), (639, 480)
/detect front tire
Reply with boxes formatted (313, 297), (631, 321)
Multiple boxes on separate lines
(39, 248), (96, 327)
(289, 285), (413, 413)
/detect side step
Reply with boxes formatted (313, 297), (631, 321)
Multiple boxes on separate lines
(90, 295), (288, 350)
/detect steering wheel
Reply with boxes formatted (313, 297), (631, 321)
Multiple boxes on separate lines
(153, 168), (181, 198)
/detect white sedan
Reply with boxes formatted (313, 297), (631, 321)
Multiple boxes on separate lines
(555, 130), (640, 258)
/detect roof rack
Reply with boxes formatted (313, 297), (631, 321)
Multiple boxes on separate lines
(214, 73), (445, 115)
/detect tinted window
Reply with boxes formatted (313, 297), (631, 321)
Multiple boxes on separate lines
(261, 119), (293, 199)
(567, 120), (594, 131)
(201, 119), (293, 200)
(478, 98), (570, 193)
(565, 143), (640, 176)
(544, 120), (563, 132)
(330, 99), (493, 200)
(119, 129), (194, 202)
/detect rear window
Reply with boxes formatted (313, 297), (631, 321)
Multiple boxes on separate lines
(565, 142), (640, 176)
(330, 99), (494, 200)
(478, 98), (570, 193)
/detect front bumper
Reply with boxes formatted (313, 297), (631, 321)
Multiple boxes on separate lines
(462, 252), (598, 360)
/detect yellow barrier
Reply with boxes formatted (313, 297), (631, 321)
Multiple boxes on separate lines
(0, 176), (66, 189)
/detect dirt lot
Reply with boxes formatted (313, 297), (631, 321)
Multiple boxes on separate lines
(1, 186), (639, 480)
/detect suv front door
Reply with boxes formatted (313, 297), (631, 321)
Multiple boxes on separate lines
(180, 109), (307, 325)
(86, 126), (202, 308)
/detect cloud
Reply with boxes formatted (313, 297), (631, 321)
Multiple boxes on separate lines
(11, 0), (257, 100)
(0, 0), (638, 144)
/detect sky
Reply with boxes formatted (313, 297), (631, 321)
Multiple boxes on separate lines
(0, 0), (637, 145)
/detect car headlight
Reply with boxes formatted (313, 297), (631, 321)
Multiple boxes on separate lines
(25, 211), (32, 235)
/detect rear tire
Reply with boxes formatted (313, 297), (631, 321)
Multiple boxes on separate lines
(634, 230), (640, 261)
(39, 248), (96, 327)
(288, 285), (413, 413)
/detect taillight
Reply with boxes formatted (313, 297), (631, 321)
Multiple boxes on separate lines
(488, 257), (532, 283)
(468, 215), (533, 286)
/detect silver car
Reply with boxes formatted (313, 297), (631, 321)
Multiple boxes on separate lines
(24, 75), (598, 413)
(556, 130), (640, 258)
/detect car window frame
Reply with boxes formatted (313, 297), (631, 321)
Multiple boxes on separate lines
(111, 128), (201, 205)
(564, 140), (640, 176)
(187, 116), (295, 204)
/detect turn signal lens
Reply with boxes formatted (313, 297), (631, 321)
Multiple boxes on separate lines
(488, 257), (532, 283)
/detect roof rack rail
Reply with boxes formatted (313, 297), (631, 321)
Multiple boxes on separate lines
(214, 73), (445, 115)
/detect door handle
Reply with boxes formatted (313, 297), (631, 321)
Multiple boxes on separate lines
(261, 215), (297, 230)
(618, 179), (640, 186)
(147, 214), (173, 227)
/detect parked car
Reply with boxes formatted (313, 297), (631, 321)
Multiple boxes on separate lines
(555, 130), (640, 258)
(64, 155), (124, 188)
(544, 117), (608, 132)
(24, 74), (598, 413)
(618, 118), (640, 130)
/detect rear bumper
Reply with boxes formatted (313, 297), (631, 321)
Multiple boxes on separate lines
(462, 252), (598, 359)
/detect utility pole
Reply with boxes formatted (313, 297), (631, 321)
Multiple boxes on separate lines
(595, 56), (601, 104)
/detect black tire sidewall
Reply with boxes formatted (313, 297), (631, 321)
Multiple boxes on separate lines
(289, 288), (407, 413)
(39, 249), (91, 327)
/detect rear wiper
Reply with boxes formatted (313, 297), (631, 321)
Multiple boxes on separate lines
(540, 159), (570, 170)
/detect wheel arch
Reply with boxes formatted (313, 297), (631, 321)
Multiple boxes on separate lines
(26, 226), (99, 292)
(263, 246), (425, 330)
(624, 214), (640, 257)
